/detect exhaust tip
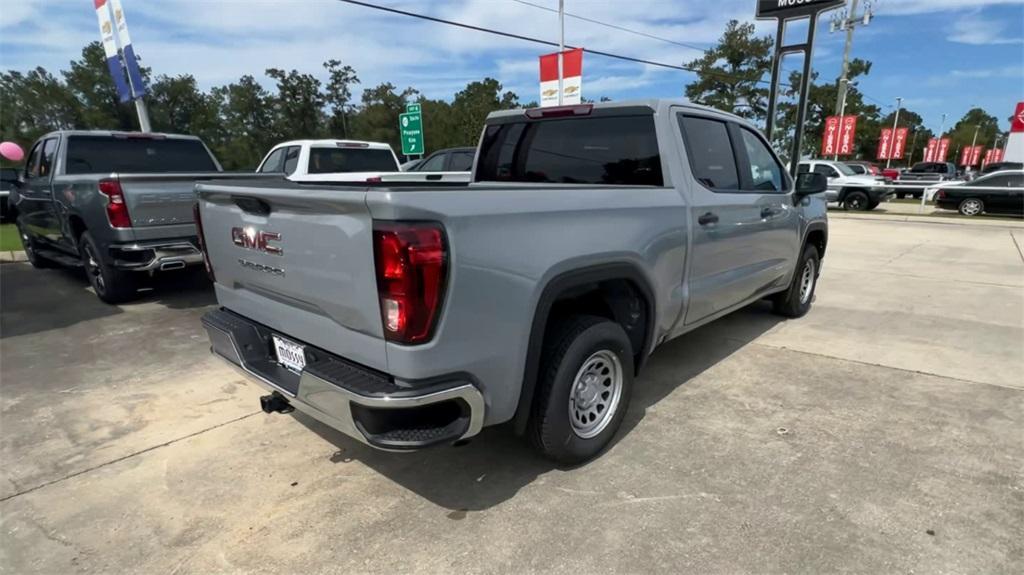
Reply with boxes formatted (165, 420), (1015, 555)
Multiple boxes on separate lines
(160, 260), (187, 271)
(260, 393), (293, 414)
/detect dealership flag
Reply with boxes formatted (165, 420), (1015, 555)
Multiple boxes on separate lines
(838, 115), (857, 156)
(960, 146), (972, 166)
(993, 148), (1004, 162)
(982, 149), (994, 167)
(822, 116), (840, 156)
(539, 48), (583, 107)
(924, 138), (938, 162)
(876, 128), (893, 160)
(936, 138), (951, 162)
(110, 0), (146, 98)
(969, 146), (985, 167)
(94, 0), (131, 102)
(891, 127), (908, 159)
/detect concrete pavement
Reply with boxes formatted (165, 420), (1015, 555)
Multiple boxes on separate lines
(1, 218), (1022, 573)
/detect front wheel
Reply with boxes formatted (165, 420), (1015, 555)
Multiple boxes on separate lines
(958, 198), (984, 217)
(79, 231), (139, 304)
(772, 244), (820, 319)
(843, 190), (870, 211)
(529, 315), (634, 464)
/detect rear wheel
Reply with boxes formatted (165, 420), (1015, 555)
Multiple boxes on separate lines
(79, 231), (138, 304)
(529, 315), (634, 464)
(867, 199), (880, 211)
(958, 198), (984, 217)
(772, 244), (820, 319)
(16, 219), (53, 269)
(843, 190), (870, 211)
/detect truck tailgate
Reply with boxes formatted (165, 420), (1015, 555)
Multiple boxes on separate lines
(118, 174), (211, 227)
(196, 182), (387, 371)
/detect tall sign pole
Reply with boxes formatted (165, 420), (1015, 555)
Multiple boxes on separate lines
(829, 0), (873, 116)
(885, 96), (902, 169)
(557, 0), (565, 106)
(759, 0), (845, 178)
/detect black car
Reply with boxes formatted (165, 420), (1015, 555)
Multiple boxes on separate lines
(981, 161), (1023, 176)
(409, 147), (475, 172)
(933, 170), (1024, 217)
(0, 167), (18, 221)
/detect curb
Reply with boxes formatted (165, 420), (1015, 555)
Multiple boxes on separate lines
(829, 212), (1024, 229)
(0, 250), (27, 263)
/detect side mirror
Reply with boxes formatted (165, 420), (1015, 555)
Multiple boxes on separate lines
(795, 172), (827, 197)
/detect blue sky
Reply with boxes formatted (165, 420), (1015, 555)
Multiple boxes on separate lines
(1, 0), (1022, 132)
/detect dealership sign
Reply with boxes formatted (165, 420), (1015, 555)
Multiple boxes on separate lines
(756, 0), (844, 19)
(876, 127), (908, 161)
(936, 138), (951, 162)
(923, 138), (938, 162)
(969, 146), (985, 167)
(539, 48), (583, 107)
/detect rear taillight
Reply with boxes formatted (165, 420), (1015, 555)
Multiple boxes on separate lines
(936, 190), (946, 200)
(193, 202), (215, 282)
(372, 222), (447, 344)
(98, 178), (131, 228)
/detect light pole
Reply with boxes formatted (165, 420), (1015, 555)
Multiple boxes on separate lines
(830, 0), (873, 116)
(968, 124), (981, 174)
(886, 96), (902, 169)
(557, 0), (565, 106)
(834, 79), (849, 161)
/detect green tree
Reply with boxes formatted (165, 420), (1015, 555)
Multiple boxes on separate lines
(148, 74), (220, 141)
(350, 82), (418, 153)
(323, 59), (360, 139)
(265, 68), (325, 141)
(0, 67), (80, 145)
(947, 108), (1001, 163)
(209, 75), (276, 169)
(684, 20), (773, 122)
(449, 78), (518, 147)
(61, 42), (138, 130)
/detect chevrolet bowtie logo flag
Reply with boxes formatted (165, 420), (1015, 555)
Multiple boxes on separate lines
(110, 0), (147, 99)
(94, 0), (131, 102)
(539, 48), (583, 107)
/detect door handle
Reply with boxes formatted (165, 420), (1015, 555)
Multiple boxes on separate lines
(698, 212), (719, 226)
(761, 206), (775, 218)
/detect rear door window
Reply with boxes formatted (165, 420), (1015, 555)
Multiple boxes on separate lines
(282, 146), (300, 175)
(450, 151), (474, 171)
(678, 116), (739, 191)
(476, 115), (663, 186)
(418, 152), (447, 172)
(813, 164), (839, 178)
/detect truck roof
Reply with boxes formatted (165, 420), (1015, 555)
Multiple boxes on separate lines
(272, 139), (393, 150)
(36, 130), (203, 140)
(485, 99), (754, 127)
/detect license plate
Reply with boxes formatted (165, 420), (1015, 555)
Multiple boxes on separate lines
(272, 335), (306, 373)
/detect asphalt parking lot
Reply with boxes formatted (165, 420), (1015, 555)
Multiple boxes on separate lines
(1, 215), (1022, 574)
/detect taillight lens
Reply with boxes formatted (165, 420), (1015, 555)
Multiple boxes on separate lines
(98, 178), (131, 228)
(372, 222), (447, 344)
(936, 190), (946, 200)
(193, 202), (215, 282)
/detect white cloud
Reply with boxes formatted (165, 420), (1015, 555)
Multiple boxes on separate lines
(948, 13), (1023, 45)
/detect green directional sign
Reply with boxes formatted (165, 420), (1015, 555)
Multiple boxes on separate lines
(399, 111), (423, 156)
(405, 103), (421, 114)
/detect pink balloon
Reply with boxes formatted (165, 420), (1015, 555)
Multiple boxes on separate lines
(0, 141), (25, 162)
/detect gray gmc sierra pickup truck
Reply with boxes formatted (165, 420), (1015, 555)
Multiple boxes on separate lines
(6, 130), (268, 303)
(197, 100), (829, 463)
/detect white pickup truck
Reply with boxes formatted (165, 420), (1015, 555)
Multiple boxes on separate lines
(257, 139), (471, 184)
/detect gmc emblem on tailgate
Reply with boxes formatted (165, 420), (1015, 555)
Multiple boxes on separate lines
(231, 226), (282, 255)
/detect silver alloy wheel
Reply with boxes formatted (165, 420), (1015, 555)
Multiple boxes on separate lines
(799, 258), (816, 305)
(83, 243), (105, 293)
(959, 199), (983, 216)
(568, 349), (623, 439)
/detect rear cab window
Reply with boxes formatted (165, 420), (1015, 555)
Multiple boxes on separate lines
(307, 146), (399, 174)
(476, 115), (663, 186)
(65, 136), (218, 174)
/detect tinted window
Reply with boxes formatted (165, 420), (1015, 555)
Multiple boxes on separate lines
(971, 175), (1016, 188)
(307, 147), (398, 174)
(282, 146), (300, 174)
(418, 152), (447, 172)
(39, 138), (58, 177)
(24, 141), (43, 178)
(911, 162), (946, 174)
(813, 164), (839, 178)
(450, 151), (474, 171)
(739, 129), (784, 192)
(258, 148), (286, 173)
(679, 116), (738, 190)
(846, 164), (866, 175)
(477, 116), (663, 186)
(797, 163), (811, 174)
(65, 136), (218, 174)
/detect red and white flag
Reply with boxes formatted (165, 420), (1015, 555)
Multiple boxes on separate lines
(969, 146), (985, 166)
(992, 148), (1004, 163)
(539, 48), (583, 107)
(936, 138), (951, 162)
(838, 115), (857, 156)
(923, 138), (938, 162)
(877, 128), (893, 160)
(822, 116), (841, 156)
(892, 127), (909, 159)
(960, 146), (972, 166)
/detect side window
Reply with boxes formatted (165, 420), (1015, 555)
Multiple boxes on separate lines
(282, 146), (300, 175)
(974, 175), (1009, 188)
(813, 165), (838, 178)
(797, 163), (810, 174)
(1009, 175), (1024, 187)
(739, 129), (784, 192)
(449, 151), (474, 171)
(258, 148), (286, 173)
(679, 115), (739, 190)
(39, 138), (58, 177)
(24, 141), (43, 179)
(418, 152), (447, 172)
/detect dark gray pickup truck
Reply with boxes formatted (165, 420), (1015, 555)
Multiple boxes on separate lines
(197, 100), (830, 463)
(6, 131), (267, 303)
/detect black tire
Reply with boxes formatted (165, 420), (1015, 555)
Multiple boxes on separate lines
(843, 190), (870, 211)
(529, 315), (635, 465)
(15, 219), (53, 269)
(958, 198), (984, 217)
(78, 231), (138, 304)
(866, 199), (880, 211)
(772, 244), (820, 319)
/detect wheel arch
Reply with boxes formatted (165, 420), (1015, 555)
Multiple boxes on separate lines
(512, 262), (657, 435)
